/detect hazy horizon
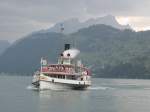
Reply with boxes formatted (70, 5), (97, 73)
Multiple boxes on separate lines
(0, 0), (150, 42)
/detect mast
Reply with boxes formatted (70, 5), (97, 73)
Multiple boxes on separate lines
(60, 23), (64, 33)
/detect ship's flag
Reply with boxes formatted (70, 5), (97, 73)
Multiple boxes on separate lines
(41, 58), (47, 66)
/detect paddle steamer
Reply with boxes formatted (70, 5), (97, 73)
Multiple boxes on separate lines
(32, 44), (91, 90)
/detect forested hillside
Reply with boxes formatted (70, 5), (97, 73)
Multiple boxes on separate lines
(0, 24), (150, 78)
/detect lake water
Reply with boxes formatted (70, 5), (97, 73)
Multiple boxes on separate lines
(1, 76), (150, 112)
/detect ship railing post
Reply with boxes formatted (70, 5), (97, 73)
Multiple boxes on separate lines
(40, 57), (43, 72)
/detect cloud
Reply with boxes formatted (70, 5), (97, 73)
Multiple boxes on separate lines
(0, 0), (87, 22)
(117, 16), (150, 31)
(0, 0), (150, 41)
(85, 0), (150, 16)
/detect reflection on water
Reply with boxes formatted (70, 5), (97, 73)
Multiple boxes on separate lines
(39, 90), (91, 112)
(1, 76), (150, 112)
(37, 78), (150, 112)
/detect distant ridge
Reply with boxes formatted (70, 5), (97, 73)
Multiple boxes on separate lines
(40, 15), (131, 34)
(0, 40), (10, 55)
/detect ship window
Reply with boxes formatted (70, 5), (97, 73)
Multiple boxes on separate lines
(63, 59), (70, 64)
(54, 75), (56, 78)
(52, 79), (54, 83)
(72, 76), (75, 80)
(58, 75), (63, 79)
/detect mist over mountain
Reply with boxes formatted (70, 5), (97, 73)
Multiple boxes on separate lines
(0, 32), (65, 74)
(0, 24), (150, 78)
(0, 40), (10, 55)
(40, 15), (131, 34)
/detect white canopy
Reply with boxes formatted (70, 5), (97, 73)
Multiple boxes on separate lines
(63, 48), (80, 59)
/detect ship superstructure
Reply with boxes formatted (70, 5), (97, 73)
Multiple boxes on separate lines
(32, 44), (91, 90)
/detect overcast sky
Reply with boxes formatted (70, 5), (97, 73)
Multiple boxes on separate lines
(0, 0), (150, 42)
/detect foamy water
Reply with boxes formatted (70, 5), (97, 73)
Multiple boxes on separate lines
(27, 85), (38, 90)
(88, 86), (114, 90)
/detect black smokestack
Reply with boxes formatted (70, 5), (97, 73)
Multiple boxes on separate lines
(65, 44), (70, 50)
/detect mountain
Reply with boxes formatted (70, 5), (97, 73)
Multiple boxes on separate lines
(70, 25), (150, 78)
(0, 24), (150, 79)
(41, 15), (131, 34)
(0, 40), (10, 55)
(0, 32), (65, 74)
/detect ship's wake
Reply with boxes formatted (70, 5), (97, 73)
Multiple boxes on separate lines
(27, 85), (114, 91)
(88, 86), (114, 90)
(26, 85), (38, 90)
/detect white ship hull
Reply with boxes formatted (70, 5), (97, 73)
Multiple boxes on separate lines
(32, 74), (91, 90)
(39, 81), (90, 90)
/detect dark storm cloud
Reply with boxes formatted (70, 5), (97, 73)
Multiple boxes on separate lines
(0, 0), (149, 41)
